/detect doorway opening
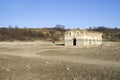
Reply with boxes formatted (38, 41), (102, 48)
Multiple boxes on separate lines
(73, 38), (76, 46)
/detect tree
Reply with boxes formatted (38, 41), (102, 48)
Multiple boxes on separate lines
(50, 30), (61, 43)
(53, 24), (65, 32)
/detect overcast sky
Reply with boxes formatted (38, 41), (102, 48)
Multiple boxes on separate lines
(0, 0), (120, 28)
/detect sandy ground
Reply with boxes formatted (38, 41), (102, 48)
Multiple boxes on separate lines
(0, 41), (120, 68)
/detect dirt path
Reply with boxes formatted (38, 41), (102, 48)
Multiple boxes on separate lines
(0, 50), (120, 68)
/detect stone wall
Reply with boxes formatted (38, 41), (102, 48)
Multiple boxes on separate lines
(65, 30), (103, 46)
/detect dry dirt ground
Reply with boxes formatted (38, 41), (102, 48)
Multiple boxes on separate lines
(0, 41), (120, 80)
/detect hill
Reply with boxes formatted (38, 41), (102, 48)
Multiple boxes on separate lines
(0, 26), (120, 42)
(0, 27), (65, 42)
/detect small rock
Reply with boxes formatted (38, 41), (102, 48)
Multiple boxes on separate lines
(26, 65), (31, 69)
(46, 62), (49, 64)
(66, 67), (70, 70)
(6, 69), (10, 72)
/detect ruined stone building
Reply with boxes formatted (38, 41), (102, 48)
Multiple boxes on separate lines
(65, 30), (103, 46)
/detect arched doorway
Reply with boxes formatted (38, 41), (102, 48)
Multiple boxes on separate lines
(73, 38), (76, 46)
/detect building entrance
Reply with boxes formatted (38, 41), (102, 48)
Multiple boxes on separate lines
(73, 38), (76, 46)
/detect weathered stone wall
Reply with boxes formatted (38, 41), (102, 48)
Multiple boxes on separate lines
(65, 30), (103, 46)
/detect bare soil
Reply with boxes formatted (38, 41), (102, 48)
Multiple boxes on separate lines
(0, 41), (120, 80)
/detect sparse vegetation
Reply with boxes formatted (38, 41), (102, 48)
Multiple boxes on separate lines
(0, 25), (65, 42)
(0, 25), (120, 42)
(88, 26), (120, 41)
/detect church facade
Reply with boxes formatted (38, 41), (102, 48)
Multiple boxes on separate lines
(65, 30), (103, 46)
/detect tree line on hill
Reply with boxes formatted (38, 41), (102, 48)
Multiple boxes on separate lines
(0, 25), (120, 42)
(0, 25), (65, 42)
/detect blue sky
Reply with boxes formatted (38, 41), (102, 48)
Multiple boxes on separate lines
(0, 0), (120, 29)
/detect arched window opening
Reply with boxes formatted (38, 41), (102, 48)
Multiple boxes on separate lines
(69, 32), (71, 36)
(77, 32), (79, 36)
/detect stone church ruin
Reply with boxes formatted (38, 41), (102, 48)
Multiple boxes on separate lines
(65, 30), (103, 46)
